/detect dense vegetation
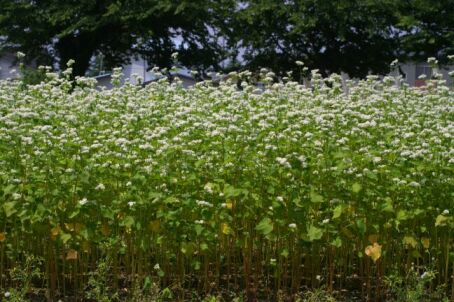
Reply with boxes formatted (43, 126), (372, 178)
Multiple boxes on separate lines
(2, 0), (454, 78)
(0, 65), (453, 301)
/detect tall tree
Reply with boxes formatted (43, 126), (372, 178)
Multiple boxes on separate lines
(0, 0), (235, 76)
(231, 0), (454, 78)
(396, 0), (454, 65)
(232, 0), (400, 78)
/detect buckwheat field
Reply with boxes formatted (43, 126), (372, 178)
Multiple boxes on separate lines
(0, 67), (453, 301)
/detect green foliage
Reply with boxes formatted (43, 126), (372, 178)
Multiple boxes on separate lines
(0, 65), (452, 299)
(18, 65), (47, 87)
(3, 255), (43, 302)
(86, 257), (119, 302)
(384, 267), (450, 302)
(308, 225), (325, 242)
(2, 0), (453, 80)
(231, 0), (454, 78)
(299, 287), (337, 302)
(232, 0), (400, 77)
(396, 0), (454, 65)
(256, 217), (273, 235)
(0, 0), (235, 76)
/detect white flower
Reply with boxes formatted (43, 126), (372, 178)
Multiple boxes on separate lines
(427, 57), (438, 65)
(66, 59), (75, 67)
(153, 263), (160, 270)
(79, 198), (89, 206)
(127, 201), (135, 207)
(12, 193), (21, 200)
(16, 51), (25, 59)
(95, 183), (105, 190)
(420, 271), (428, 279)
(322, 219), (330, 224)
(196, 200), (213, 207)
(276, 157), (291, 168)
(295, 60), (304, 66)
(204, 183), (214, 194)
(4, 291), (11, 298)
(288, 223), (297, 229)
(409, 181), (420, 188)
(442, 209), (449, 215)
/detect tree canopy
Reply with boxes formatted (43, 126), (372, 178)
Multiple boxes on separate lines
(1, 0), (453, 78)
(231, 0), (454, 78)
(0, 0), (234, 76)
(231, 0), (400, 78)
(396, 0), (454, 66)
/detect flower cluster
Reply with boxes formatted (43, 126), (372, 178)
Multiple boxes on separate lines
(0, 67), (452, 296)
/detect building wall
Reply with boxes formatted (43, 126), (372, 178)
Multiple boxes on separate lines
(396, 63), (454, 86)
(0, 53), (20, 80)
(95, 75), (114, 90)
(2, 53), (453, 88)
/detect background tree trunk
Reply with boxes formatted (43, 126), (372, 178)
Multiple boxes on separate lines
(57, 33), (97, 77)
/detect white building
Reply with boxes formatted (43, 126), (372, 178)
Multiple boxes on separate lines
(92, 56), (197, 89)
(0, 52), (20, 80)
(392, 62), (454, 87)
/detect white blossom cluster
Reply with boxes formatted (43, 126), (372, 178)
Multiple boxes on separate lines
(0, 70), (452, 238)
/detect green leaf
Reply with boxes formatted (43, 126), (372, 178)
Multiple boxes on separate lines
(192, 260), (201, 270)
(280, 249), (289, 258)
(224, 184), (243, 198)
(143, 276), (152, 291)
(435, 214), (448, 227)
(396, 210), (408, 221)
(3, 184), (15, 195)
(332, 205), (344, 219)
(30, 204), (46, 223)
(194, 224), (204, 236)
(164, 197), (179, 204)
(351, 183), (362, 193)
(3, 201), (17, 217)
(403, 236), (418, 248)
(161, 287), (172, 297)
(158, 270), (165, 278)
(80, 228), (90, 240)
(307, 224), (324, 241)
(60, 233), (72, 244)
(381, 198), (394, 213)
(256, 218), (273, 235)
(331, 236), (343, 248)
(68, 209), (80, 219)
(123, 216), (135, 228)
(200, 243), (209, 251)
(356, 219), (366, 235)
(310, 191), (324, 203)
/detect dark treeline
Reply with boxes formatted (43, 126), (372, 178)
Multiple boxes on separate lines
(0, 0), (453, 78)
